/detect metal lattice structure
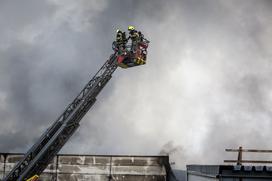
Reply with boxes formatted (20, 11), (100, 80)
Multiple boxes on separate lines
(3, 53), (118, 181)
(225, 146), (272, 165)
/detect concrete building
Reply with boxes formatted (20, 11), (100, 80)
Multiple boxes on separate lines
(0, 153), (177, 181)
(187, 165), (272, 181)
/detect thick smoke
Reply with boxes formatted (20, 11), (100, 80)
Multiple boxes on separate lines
(0, 0), (272, 169)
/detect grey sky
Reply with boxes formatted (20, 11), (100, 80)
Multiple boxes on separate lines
(0, 0), (272, 169)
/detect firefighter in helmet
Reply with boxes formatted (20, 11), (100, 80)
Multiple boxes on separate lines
(127, 26), (140, 52)
(116, 29), (127, 51)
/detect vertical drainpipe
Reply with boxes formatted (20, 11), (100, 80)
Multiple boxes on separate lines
(55, 155), (59, 181)
(108, 156), (112, 181)
(3, 154), (7, 179)
(237, 146), (243, 166)
(238, 146), (243, 181)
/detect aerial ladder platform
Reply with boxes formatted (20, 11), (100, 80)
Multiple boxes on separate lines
(3, 31), (149, 181)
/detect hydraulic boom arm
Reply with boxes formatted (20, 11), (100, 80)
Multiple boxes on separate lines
(4, 28), (149, 180)
(3, 54), (118, 181)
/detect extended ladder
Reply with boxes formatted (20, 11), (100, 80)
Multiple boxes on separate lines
(3, 54), (118, 180)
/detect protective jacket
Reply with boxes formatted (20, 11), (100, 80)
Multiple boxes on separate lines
(129, 30), (140, 42)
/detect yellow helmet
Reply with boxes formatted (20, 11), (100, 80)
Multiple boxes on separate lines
(128, 26), (135, 31)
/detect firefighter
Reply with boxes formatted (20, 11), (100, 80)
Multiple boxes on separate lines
(116, 29), (127, 51)
(127, 26), (140, 52)
(121, 31), (127, 47)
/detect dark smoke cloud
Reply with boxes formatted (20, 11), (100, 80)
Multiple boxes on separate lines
(0, 0), (272, 169)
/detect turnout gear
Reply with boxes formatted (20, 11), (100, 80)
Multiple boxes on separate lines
(121, 32), (127, 43)
(113, 26), (149, 68)
(127, 26), (139, 41)
(116, 30), (127, 50)
(128, 26), (140, 52)
(116, 30), (123, 42)
(129, 30), (139, 42)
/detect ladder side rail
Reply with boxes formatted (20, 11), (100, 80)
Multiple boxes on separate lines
(4, 72), (102, 179)
(5, 119), (63, 179)
(19, 65), (116, 179)
(26, 54), (115, 156)
(3, 55), (117, 181)
(25, 95), (98, 178)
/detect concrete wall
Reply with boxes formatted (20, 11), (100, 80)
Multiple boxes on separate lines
(0, 154), (4, 179)
(0, 153), (168, 181)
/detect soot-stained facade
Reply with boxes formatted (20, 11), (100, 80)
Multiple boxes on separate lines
(0, 153), (176, 181)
